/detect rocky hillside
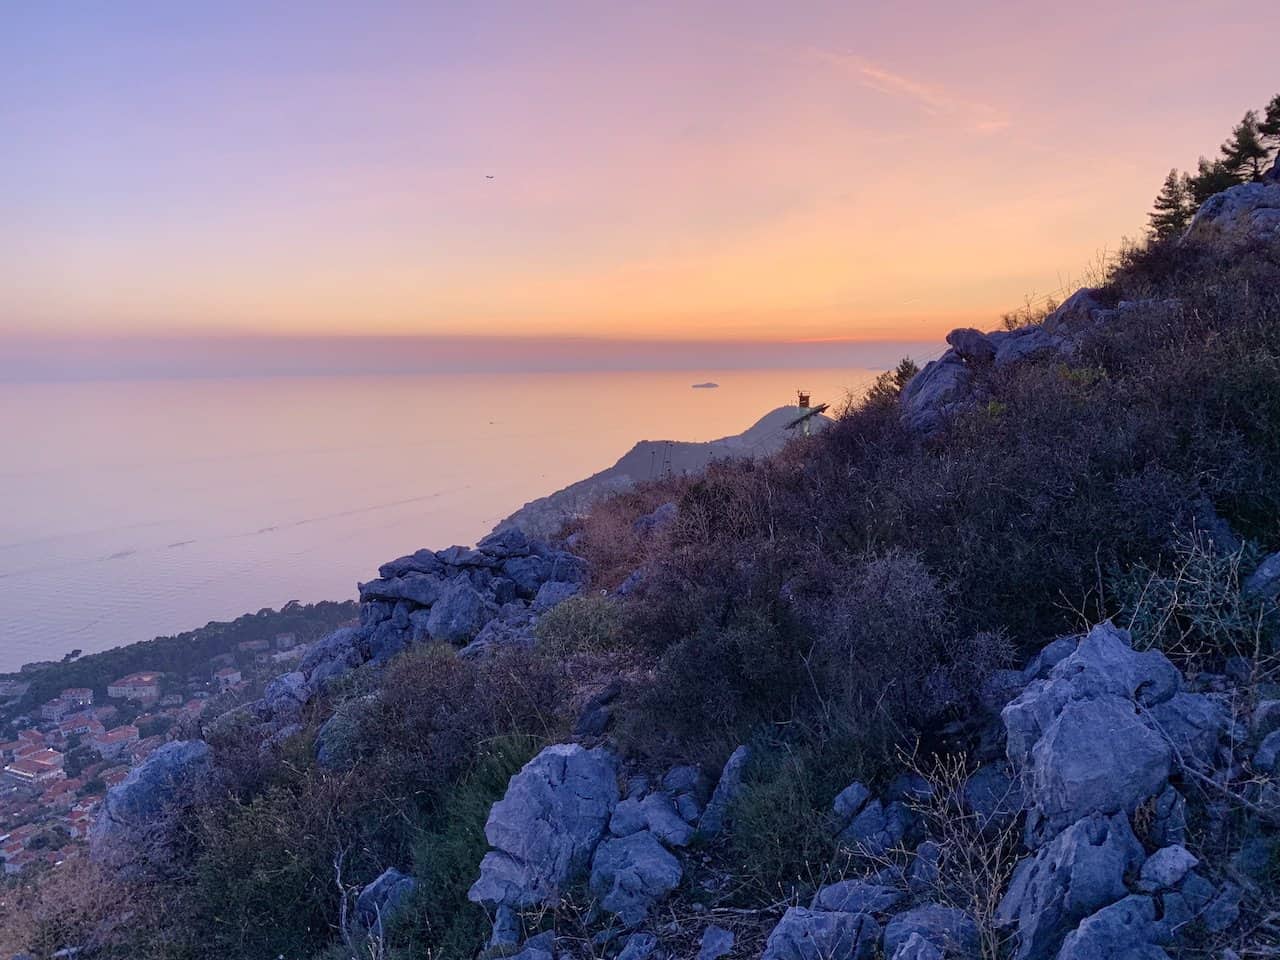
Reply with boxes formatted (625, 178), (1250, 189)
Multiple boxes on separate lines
(5, 162), (1280, 960)
(496, 405), (832, 539)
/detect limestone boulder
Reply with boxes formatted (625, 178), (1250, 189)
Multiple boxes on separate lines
(468, 744), (619, 908)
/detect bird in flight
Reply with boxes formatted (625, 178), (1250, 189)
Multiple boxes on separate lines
(485, 175), (495, 179)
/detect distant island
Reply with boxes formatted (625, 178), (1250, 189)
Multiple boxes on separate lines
(690, 381), (719, 388)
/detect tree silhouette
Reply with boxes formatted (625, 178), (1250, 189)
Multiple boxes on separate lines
(1221, 110), (1269, 179)
(1186, 157), (1240, 205)
(1260, 94), (1280, 150)
(1148, 169), (1193, 240)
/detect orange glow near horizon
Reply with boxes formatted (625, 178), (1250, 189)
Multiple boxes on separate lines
(5, 2), (1278, 349)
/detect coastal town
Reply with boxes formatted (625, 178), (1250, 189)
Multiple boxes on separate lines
(0, 629), (315, 877)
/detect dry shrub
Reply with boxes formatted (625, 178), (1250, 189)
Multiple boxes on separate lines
(798, 550), (952, 728)
(563, 475), (690, 589)
(0, 859), (164, 960)
(356, 644), (564, 800)
(1115, 531), (1277, 671)
(899, 753), (1023, 960)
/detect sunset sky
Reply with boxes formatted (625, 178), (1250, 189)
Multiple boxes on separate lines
(5, 1), (1279, 369)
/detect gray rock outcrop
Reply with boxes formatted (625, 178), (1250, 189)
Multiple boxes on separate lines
(995, 813), (1143, 960)
(354, 867), (416, 940)
(89, 740), (213, 878)
(699, 744), (750, 837)
(1054, 895), (1170, 960)
(1184, 180), (1280, 249)
(588, 830), (683, 926)
(468, 744), (619, 908)
(882, 904), (979, 958)
(761, 907), (881, 960)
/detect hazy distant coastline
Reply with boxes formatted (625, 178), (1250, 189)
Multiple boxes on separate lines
(0, 334), (939, 383)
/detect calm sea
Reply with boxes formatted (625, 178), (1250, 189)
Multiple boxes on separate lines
(0, 368), (874, 671)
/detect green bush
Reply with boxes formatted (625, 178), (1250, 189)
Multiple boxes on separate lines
(534, 594), (625, 658)
(726, 730), (897, 897)
(384, 735), (540, 959)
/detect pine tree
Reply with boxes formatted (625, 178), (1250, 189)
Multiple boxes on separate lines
(1259, 94), (1280, 157)
(1221, 110), (1269, 179)
(1187, 157), (1240, 204)
(1148, 169), (1193, 240)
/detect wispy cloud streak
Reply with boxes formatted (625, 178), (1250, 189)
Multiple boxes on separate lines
(817, 50), (1011, 133)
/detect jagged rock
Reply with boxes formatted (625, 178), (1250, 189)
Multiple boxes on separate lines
(1255, 729), (1280, 774)
(882, 904), (979, 958)
(1028, 696), (1171, 834)
(1158, 870), (1216, 935)
(1147, 784), (1188, 847)
(610, 791), (694, 847)
(263, 670), (308, 722)
(887, 772), (933, 804)
(575, 680), (622, 737)
(355, 867), (416, 939)
(365, 619), (411, 663)
(616, 932), (658, 960)
(699, 744), (750, 837)
(640, 791), (695, 847)
(698, 924), (734, 960)
(477, 527), (533, 559)
(378, 548), (445, 579)
(589, 830), (682, 926)
(1184, 180), (1280, 249)
(634, 502), (678, 536)
(1055, 895), (1170, 960)
(1044, 288), (1107, 330)
(532, 579), (580, 612)
(489, 905), (520, 949)
(509, 931), (557, 960)
(761, 907), (880, 960)
(424, 576), (494, 645)
(910, 841), (942, 894)
(946, 328), (996, 364)
(993, 326), (1070, 368)
(1145, 692), (1226, 769)
(1048, 622), (1179, 707)
(300, 626), (365, 688)
(664, 764), (709, 822)
(1137, 846), (1198, 892)
(437, 544), (499, 567)
(468, 744), (619, 908)
(832, 781), (872, 821)
(359, 572), (445, 606)
(361, 599), (392, 627)
(498, 549), (586, 598)
(961, 763), (1023, 832)
(901, 355), (972, 434)
(995, 813), (1143, 960)
(892, 933), (944, 960)
(1003, 678), (1073, 771)
(1022, 636), (1079, 682)
(459, 605), (536, 660)
(810, 878), (904, 915)
(1244, 551), (1280, 601)
(89, 740), (213, 878)
(503, 555), (554, 598)
(1254, 699), (1280, 738)
(838, 799), (913, 857)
